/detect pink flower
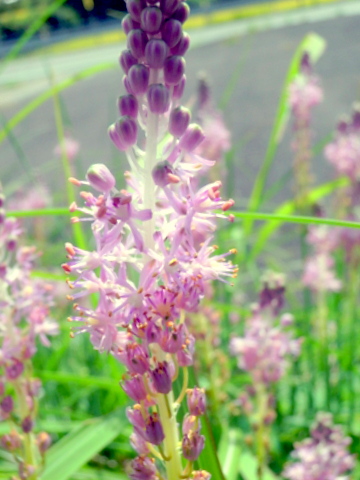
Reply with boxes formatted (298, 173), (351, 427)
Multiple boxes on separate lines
(54, 135), (80, 161)
(302, 253), (341, 292)
(283, 413), (355, 480)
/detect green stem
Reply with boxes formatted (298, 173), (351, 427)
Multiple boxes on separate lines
(13, 378), (38, 480)
(315, 288), (330, 410)
(254, 385), (268, 480)
(52, 87), (87, 250)
(157, 391), (183, 480)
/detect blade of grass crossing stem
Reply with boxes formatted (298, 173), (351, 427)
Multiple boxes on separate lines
(8, 207), (71, 217)
(249, 176), (349, 260)
(243, 33), (326, 239)
(0, 63), (116, 146)
(52, 82), (86, 249)
(40, 411), (125, 480)
(0, 0), (68, 74)
(228, 210), (360, 230)
(218, 429), (243, 480)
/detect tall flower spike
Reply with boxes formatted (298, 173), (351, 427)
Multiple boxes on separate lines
(288, 52), (323, 211)
(0, 187), (58, 479)
(64, 1), (237, 480)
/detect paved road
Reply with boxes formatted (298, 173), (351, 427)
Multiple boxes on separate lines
(1, 0), (360, 209)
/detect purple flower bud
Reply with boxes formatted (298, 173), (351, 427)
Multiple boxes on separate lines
(86, 164), (116, 193)
(170, 32), (190, 56)
(145, 321), (162, 344)
(352, 106), (360, 130)
(118, 94), (139, 118)
(126, 0), (147, 22)
(119, 49), (138, 74)
(172, 74), (186, 99)
(151, 361), (172, 394)
(0, 431), (22, 452)
(125, 342), (150, 375)
(164, 55), (185, 86)
(6, 236), (17, 252)
(169, 106), (191, 137)
(127, 456), (158, 480)
(140, 7), (163, 34)
(300, 51), (311, 74)
(145, 413), (165, 445)
(160, 324), (185, 353)
(182, 414), (200, 434)
(172, 2), (190, 23)
(127, 406), (146, 432)
(0, 395), (14, 414)
(336, 117), (349, 134)
(123, 75), (135, 95)
(179, 124), (205, 152)
(0, 193), (4, 208)
(109, 116), (138, 151)
(0, 263), (6, 279)
(161, 19), (182, 48)
(182, 432), (205, 461)
(37, 432), (52, 454)
(128, 64), (150, 95)
(145, 39), (169, 69)
(127, 29), (148, 59)
(130, 432), (149, 455)
(6, 358), (24, 380)
(187, 387), (206, 416)
(192, 471), (211, 480)
(160, 0), (179, 16)
(122, 13), (140, 34)
(122, 374), (147, 402)
(147, 84), (170, 114)
(177, 333), (195, 366)
(152, 160), (179, 187)
(21, 416), (33, 433)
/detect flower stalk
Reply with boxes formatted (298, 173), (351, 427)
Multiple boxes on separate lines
(63, 1), (236, 479)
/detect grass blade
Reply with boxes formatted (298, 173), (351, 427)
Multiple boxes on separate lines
(0, 62), (116, 146)
(248, 176), (349, 259)
(40, 411), (125, 480)
(0, 0), (68, 73)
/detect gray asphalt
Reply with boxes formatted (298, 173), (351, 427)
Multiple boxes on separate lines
(1, 2), (360, 210)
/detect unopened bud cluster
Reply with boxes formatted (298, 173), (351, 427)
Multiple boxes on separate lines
(64, 1), (236, 479)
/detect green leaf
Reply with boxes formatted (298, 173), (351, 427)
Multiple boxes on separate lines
(239, 450), (279, 480)
(69, 467), (127, 479)
(39, 370), (126, 395)
(197, 414), (226, 480)
(40, 411), (125, 480)
(218, 429), (243, 480)
(243, 33), (326, 238)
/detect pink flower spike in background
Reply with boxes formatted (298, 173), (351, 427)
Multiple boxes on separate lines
(0, 187), (58, 478)
(54, 134), (80, 161)
(283, 412), (355, 480)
